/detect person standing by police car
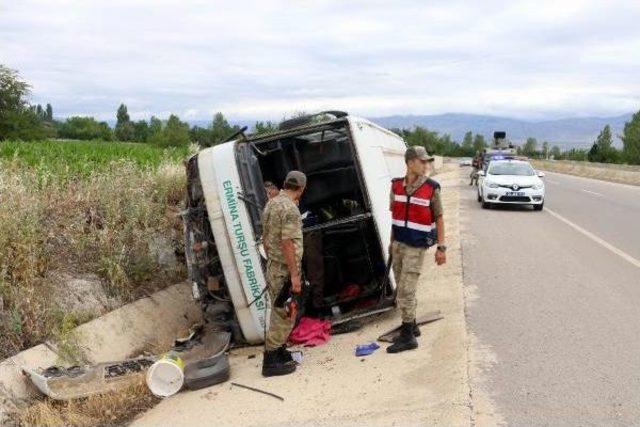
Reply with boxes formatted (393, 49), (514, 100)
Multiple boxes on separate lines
(261, 171), (307, 376)
(387, 146), (446, 353)
(470, 151), (481, 186)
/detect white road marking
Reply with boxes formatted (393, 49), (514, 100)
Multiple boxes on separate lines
(581, 189), (603, 197)
(545, 207), (640, 269)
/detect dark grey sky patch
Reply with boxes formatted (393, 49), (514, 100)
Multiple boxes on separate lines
(1, 0), (639, 121)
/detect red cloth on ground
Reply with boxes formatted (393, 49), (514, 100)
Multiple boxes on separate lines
(288, 316), (331, 347)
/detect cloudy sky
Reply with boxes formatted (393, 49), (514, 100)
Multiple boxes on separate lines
(2, 0), (639, 122)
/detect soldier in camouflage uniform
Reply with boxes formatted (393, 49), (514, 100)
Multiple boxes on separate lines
(260, 171), (306, 377)
(387, 146), (447, 354)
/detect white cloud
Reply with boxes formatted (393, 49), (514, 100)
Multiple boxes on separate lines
(1, 0), (639, 122)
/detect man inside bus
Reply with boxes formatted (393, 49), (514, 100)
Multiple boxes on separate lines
(264, 180), (280, 200)
(261, 171), (307, 376)
(387, 146), (446, 353)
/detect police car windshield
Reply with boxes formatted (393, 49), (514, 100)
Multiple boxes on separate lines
(488, 161), (535, 176)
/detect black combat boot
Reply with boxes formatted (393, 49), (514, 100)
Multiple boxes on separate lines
(277, 345), (294, 364)
(413, 320), (421, 337)
(386, 322), (419, 353)
(262, 349), (296, 377)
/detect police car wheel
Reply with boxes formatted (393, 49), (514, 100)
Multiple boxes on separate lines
(481, 200), (491, 209)
(533, 202), (544, 211)
(477, 193), (482, 202)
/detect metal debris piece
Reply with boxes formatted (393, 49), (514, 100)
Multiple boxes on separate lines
(377, 311), (444, 343)
(22, 356), (157, 400)
(231, 382), (284, 401)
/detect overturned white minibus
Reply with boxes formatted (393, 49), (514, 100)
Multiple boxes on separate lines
(182, 112), (410, 344)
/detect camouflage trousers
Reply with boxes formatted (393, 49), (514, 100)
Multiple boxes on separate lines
(391, 240), (427, 322)
(470, 167), (479, 185)
(265, 260), (296, 350)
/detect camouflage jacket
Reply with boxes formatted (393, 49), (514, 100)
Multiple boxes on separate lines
(261, 192), (303, 265)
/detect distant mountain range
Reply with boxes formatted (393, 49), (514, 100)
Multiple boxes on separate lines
(367, 113), (632, 149)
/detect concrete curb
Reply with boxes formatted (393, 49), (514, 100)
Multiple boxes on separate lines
(0, 282), (201, 422)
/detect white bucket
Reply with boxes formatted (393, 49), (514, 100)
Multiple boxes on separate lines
(146, 353), (185, 397)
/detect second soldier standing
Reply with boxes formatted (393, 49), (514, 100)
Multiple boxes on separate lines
(387, 146), (446, 353)
(260, 171), (307, 377)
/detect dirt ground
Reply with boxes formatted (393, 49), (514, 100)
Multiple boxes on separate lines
(131, 167), (498, 427)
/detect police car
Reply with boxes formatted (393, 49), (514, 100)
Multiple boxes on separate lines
(477, 158), (545, 210)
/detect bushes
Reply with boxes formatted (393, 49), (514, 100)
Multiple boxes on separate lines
(393, 127), (478, 157)
(148, 114), (190, 147)
(0, 108), (47, 141)
(621, 111), (640, 165)
(56, 116), (113, 141)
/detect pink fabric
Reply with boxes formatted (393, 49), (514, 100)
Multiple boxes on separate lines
(288, 317), (331, 347)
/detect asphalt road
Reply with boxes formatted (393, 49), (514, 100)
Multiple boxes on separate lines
(461, 169), (640, 426)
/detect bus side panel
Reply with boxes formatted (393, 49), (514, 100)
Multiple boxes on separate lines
(199, 145), (267, 344)
(348, 118), (407, 291)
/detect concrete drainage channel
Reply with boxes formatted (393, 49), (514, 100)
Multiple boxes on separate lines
(0, 282), (202, 425)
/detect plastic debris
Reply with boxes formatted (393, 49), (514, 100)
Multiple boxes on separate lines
(355, 342), (380, 357)
(291, 351), (303, 364)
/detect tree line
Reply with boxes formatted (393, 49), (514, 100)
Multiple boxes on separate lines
(391, 128), (489, 158)
(508, 121), (640, 165)
(389, 122), (640, 165)
(2, 64), (640, 164)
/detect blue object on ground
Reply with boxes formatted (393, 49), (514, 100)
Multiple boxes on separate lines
(355, 342), (380, 357)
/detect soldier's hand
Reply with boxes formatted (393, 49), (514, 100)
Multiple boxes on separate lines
(291, 274), (302, 294)
(435, 249), (446, 266)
